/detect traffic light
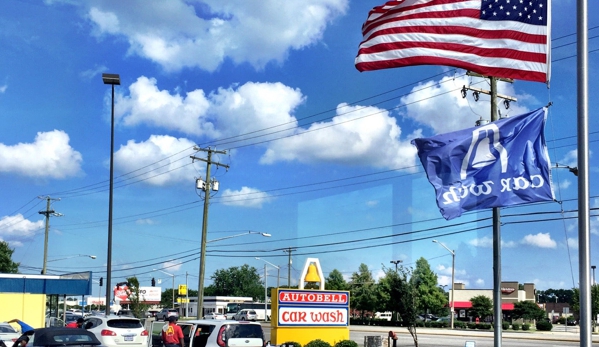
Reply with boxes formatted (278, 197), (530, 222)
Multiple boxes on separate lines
(151, 278), (156, 287)
(99, 277), (103, 286)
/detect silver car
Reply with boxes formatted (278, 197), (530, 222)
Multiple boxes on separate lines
(232, 309), (257, 321)
(0, 322), (20, 345)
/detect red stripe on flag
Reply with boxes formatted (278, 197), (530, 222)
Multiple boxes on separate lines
(356, 56), (547, 82)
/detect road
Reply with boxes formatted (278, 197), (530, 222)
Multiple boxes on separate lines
(261, 324), (599, 347)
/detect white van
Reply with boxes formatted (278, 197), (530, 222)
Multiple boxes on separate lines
(375, 311), (392, 321)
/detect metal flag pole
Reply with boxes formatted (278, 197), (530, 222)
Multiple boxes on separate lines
(577, 0), (591, 345)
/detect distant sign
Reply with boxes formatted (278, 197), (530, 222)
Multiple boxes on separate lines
(179, 284), (187, 295)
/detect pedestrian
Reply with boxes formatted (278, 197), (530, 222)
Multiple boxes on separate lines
(162, 316), (184, 347)
(66, 318), (84, 328)
(12, 336), (28, 347)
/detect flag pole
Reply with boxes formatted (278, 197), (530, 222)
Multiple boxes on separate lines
(577, 0), (591, 345)
(490, 77), (503, 347)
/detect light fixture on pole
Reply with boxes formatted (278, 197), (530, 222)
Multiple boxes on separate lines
(195, 231), (271, 319)
(255, 257), (280, 288)
(154, 268), (176, 309)
(433, 239), (455, 330)
(102, 72), (120, 316)
(390, 260), (402, 272)
(48, 254), (97, 262)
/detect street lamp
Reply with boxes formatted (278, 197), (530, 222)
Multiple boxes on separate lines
(102, 72), (120, 316)
(48, 254), (97, 262)
(433, 239), (455, 330)
(154, 269), (175, 309)
(255, 257), (280, 288)
(592, 265), (596, 285)
(196, 231), (271, 319)
(390, 260), (402, 272)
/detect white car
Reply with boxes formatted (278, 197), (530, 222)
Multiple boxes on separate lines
(0, 322), (20, 345)
(204, 312), (226, 320)
(83, 315), (148, 347)
(232, 310), (257, 321)
(148, 320), (265, 347)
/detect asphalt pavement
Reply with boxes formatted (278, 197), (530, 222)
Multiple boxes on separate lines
(347, 324), (599, 344)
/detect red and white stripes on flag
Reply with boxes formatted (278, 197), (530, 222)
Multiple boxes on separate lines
(355, 0), (551, 83)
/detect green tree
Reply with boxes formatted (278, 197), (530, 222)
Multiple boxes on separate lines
(410, 257), (446, 316)
(512, 300), (545, 322)
(210, 265), (263, 301)
(125, 277), (149, 318)
(470, 295), (493, 319)
(378, 266), (420, 347)
(325, 269), (348, 291)
(571, 285), (599, 327)
(0, 241), (19, 273)
(349, 264), (377, 318)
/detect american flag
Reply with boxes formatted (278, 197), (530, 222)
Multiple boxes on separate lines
(355, 0), (550, 83)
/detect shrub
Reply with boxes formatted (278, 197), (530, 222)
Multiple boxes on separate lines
(283, 343), (301, 347)
(478, 323), (492, 330)
(467, 322), (477, 329)
(454, 321), (466, 329)
(334, 340), (358, 347)
(536, 320), (553, 331)
(502, 322), (510, 330)
(512, 323), (521, 331)
(305, 340), (332, 347)
(522, 323), (530, 331)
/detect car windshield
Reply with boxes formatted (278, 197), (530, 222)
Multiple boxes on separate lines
(0, 325), (17, 333)
(106, 319), (142, 329)
(226, 325), (263, 339)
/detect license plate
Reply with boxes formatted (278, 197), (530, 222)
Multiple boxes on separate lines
(123, 335), (134, 342)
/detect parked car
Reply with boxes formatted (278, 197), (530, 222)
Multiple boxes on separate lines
(83, 315), (148, 347)
(148, 320), (265, 347)
(117, 310), (135, 317)
(14, 327), (101, 347)
(233, 309), (257, 321)
(155, 308), (179, 321)
(203, 312), (226, 320)
(0, 322), (21, 344)
(144, 310), (160, 318)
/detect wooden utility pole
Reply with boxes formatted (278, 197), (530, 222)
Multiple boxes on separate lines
(191, 147), (229, 319)
(38, 196), (62, 275)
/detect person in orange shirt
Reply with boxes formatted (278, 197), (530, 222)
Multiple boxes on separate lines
(162, 316), (184, 347)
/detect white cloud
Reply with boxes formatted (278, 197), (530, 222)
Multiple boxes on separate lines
(115, 77), (303, 139)
(558, 179), (572, 190)
(81, 0), (348, 72)
(219, 187), (272, 208)
(0, 214), (44, 246)
(113, 135), (198, 186)
(136, 219), (156, 225)
(567, 237), (578, 249)
(521, 232), (557, 248)
(260, 103), (419, 169)
(162, 261), (182, 272)
(0, 130), (82, 179)
(559, 150), (578, 168)
(0, 84), (7, 93)
(399, 75), (532, 134)
(468, 236), (516, 248)
(475, 278), (485, 287)
(80, 64), (108, 80)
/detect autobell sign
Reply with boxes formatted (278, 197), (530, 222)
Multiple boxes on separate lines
(277, 289), (349, 327)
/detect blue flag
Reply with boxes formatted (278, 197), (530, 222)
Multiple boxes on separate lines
(411, 108), (554, 220)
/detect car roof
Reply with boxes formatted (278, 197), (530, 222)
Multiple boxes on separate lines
(86, 315), (140, 321)
(30, 327), (101, 346)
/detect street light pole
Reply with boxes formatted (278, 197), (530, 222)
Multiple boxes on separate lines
(102, 73), (120, 316)
(255, 257), (280, 288)
(390, 260), (402, 272)
(592, 265), (596, 285)
(433, 240), (455, 330)
(154, 269), (175, 309)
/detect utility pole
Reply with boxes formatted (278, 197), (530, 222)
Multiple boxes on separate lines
(191, 146), (229, 319)
(38, 196), (62, 275)
(283, 248), (296, 287)
(462, 72), (516, 347)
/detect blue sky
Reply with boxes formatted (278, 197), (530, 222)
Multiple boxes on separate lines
(1, 0), (597, 297)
